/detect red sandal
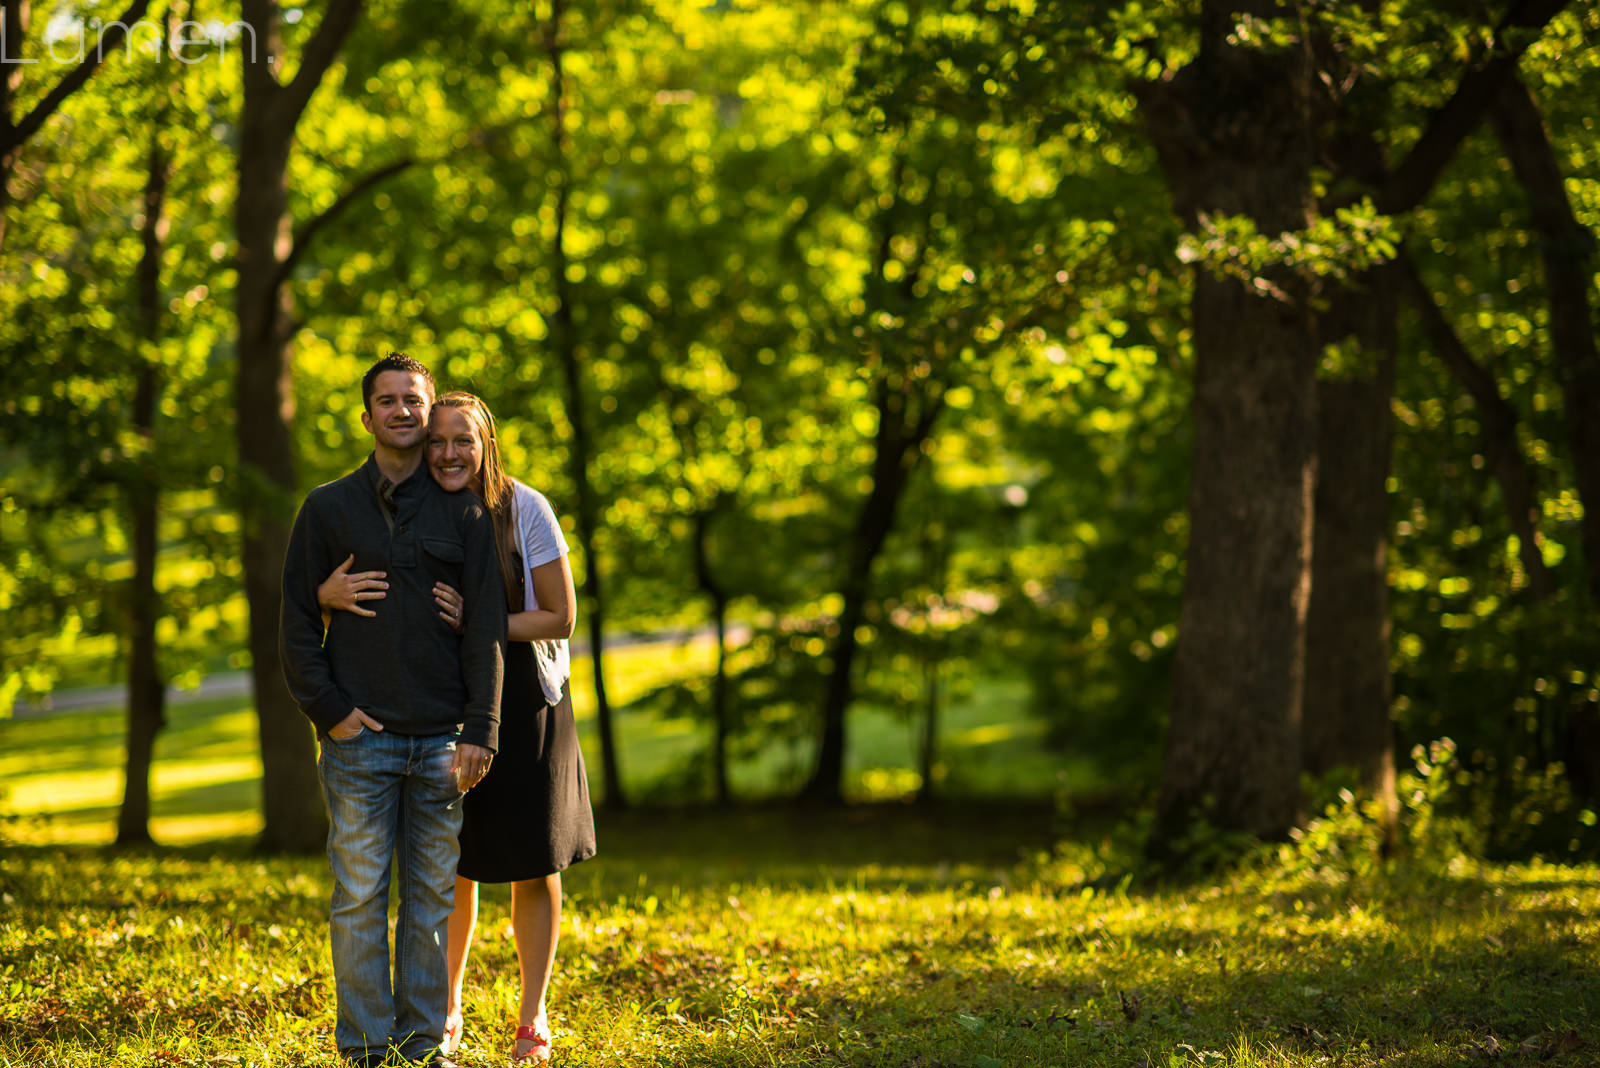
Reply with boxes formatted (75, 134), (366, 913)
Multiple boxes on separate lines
(442, 1008), (464, 1054)
(513, 1023), (551, 1062)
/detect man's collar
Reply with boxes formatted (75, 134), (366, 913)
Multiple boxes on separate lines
(363, 453), (430, 495)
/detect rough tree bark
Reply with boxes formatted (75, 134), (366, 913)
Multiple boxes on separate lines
(544, 0), (625, 809)
(1302, 273), (1398, 807)
(1139, 1), (1319, 845)
(237, 0), (364, 853)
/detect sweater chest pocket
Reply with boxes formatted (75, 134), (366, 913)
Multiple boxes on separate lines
(422, 536), (466, 583)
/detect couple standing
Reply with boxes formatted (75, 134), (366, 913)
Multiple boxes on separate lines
(279, 353), (596, 1067)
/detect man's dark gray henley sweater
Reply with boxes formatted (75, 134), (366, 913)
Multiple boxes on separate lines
(280, 454), (506, 752)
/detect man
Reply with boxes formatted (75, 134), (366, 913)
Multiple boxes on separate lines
(280, 353), (505, 1068)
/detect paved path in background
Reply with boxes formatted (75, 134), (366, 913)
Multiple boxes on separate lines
(8, 626), (741, 720)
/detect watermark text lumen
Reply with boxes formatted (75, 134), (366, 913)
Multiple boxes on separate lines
(1, 19), (257, 65)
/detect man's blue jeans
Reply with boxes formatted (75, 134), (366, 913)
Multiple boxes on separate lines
(318, 727), (463, 1063)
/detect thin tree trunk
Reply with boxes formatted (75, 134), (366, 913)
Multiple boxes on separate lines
(801, 380), (940, 803)
(117, 104), (172, 847)
(692, 506), (731, 805)
(237, 0), (363, 853)
(916, 476), (944, 805)
(713, 602), (729, 804)
(545, 0), (624, 809)
(917, 656), (939, 805)
(1141, 4), (1318, 847)
(1491, 76), (1600, 608)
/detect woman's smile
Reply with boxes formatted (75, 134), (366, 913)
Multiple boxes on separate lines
(427, 406), (484, 493)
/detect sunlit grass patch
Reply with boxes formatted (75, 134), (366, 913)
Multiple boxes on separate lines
(0, 700), (263, 846)
(1, 641), (1071, 846)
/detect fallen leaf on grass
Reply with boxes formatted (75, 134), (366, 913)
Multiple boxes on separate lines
(1549, 1030), (1585, 1056)
(955, 1012), (987, 1035)
(1520, 1030), (1585, 1060)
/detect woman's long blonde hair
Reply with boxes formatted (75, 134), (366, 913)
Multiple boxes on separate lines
(434, 391), (519, 609)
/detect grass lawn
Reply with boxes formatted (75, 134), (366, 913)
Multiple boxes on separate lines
(2, 810), (1597, 1067)
(4, 644), (1597, 1066)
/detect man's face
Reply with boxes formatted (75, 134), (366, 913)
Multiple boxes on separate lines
(361, 370), (432, 452)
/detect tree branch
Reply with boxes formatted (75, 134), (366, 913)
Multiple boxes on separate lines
(0, 0), (155, 157)
(275, 156), (414, 287)
(1379, 0), (1570, 214)
(277, 0), (363, 128)
(1396, 250), (1555, 599)
(1490, 72), (1600, 607)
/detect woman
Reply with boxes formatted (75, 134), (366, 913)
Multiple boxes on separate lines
(319, 391), (596, 1062)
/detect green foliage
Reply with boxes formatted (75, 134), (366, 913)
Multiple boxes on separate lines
(1175, 200), (1402, 291)
(1280, 738), (1600, 890)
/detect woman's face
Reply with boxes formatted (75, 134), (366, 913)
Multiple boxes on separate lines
(427, 406), (483, 494)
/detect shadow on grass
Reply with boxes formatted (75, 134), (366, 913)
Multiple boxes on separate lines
(0, 699), (258, 780)
(571, 800), (1063, 893)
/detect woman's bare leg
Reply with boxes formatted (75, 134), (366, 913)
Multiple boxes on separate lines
(444, 875), (478, 1050)
(511, 873), (561, 1055)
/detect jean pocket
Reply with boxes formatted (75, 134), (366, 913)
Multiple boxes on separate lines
(326, 724), (367, 744)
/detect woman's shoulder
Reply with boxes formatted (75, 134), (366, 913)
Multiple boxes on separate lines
(509, 478), (562, 526)
(508, 476), (539, 500)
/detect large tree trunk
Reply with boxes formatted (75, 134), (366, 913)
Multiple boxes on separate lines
(237, 0), (363, 853)
(1302, 273), (1398, 820)
(1141, 3), (1318, 847)
(1298, 9), (1400, 827)
(237, 81), (321, 854)
(545, 0), (624, 809)
(1491, 77), (1600, 609)
(117, 119), (172, 847)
